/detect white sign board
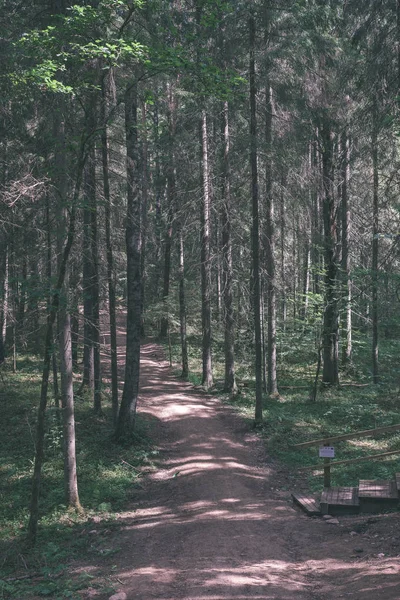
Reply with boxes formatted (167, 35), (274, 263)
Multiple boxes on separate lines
(319, 446), (335, 458)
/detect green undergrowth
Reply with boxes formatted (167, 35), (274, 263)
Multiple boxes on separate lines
(165, 329), (400, 494)
(0, 355), (158, 599)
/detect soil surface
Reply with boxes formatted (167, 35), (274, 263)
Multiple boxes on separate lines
(81, 341), (400, 600)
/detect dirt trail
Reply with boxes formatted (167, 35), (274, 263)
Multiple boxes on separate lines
(92, 341), (400, 600)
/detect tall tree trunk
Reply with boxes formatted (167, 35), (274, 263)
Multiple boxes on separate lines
(341, 131), (352, 365)
(249, 14), (263, 423)
(160, 180), (174, 339)
(215, 213), (222, 323)
(81, 132), (101, 413)
(160, 83), (177, 339)
(301, 235), (311, 321)
(264, 79), (278, 396)
(292, 210), (297, 325)
(115, 81), (141, 441)
(59, 298), (81, 509)
(152, 98), (164, 301)
(177, 225), (188, 378)
(200, 109), (213, 390)
(1, 244), (8, 342)
(371, 105), (379, 383)
(221, 101), (237, 394)
(140, 102), (149, 338)
(82, 157), (95, 392)
(279, 176), (286, 329)
(101, 69), (119, 424)
(17, 254), (27, 343)
(91, 153), (101, 414)
(321, 122), (339, 385)
(311, 138), (321, 300)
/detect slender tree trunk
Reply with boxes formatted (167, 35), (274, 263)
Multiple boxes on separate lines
(45, 196), (59, 402)
(279, 177), (286, 329)
(17, 255), (27, 343)
(311, 138), (321, 300)
(101, 70), (119, 424)
(140, 102), (149, 338)
(249, 14), (263, 423)
(215, 214), (222, 323)
(341, 131), (352, 365)
(264, 79), (278, 396)
(115, 81), (141, 441)
(200, 109), (213, 389)
(160, 185), (173, 339)
(160, 84), (177, 339)
(152, 98), (164, 301)
(221, 101), (237, 394)
(82, 158), (95, 392)
(59, 298), (81, 509)
(292, 211), (297, 325)
(371, 106), (379, 383)
(321, 122), (339, 385)
(301, 236), (311, 321)
(88, 145), (101, 413)
(177, 225), (188, 378)
(1, 245), (8, 342)
(28, 255), (40, 348)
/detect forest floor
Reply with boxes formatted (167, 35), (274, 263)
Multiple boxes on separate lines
(69, 336), (400, 600)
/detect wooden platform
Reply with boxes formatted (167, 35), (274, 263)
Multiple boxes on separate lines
(292, 493), (321, 516)
(359, 479), (399, 512)
(320, 486), (360, 515)
(293, 475), (400, 517)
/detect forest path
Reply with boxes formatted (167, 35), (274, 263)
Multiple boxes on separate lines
(94, 337), (400, 600)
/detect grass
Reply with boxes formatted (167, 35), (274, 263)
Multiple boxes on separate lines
(166, 326), (400, 494)
(0, 355), (158, 599)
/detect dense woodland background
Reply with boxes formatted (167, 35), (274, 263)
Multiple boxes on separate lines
(2, 0), (400, 552)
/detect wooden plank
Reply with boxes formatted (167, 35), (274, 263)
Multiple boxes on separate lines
(293, 423), (400, 449)
(298, 449), (400, 471)
(320, 486), (359, 516)
(359, 480), (399, 513)
(359, 480), (398, 499)
(292, 493), (321, 516)
(321, 486), (359, 506)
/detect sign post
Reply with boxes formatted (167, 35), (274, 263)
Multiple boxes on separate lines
(319, 445), (335, 488)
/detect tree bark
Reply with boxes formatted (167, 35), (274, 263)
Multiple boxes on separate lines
(82, 157), (95, 393)
(140, 102), (149, 338)
(221, 101), (237, 394)
(101, 69), (119, 424)
(160, 83), (177, 339)
(264, 78), (278, 396)
(321, 122), (339, 385)
(115, 81), (141, 441)
(177, 225), (188, 378)
(301, 235), (311, 321)
(371, 105), (379, 383)
(1, 244), (8, 342)
(200, 109), (213, 390)
(340, 131), (352, 365)
(249, 13), (263, 423)
(59, 303), (81, 509)
(90, 150), (101, 414)
(279, 176), (286, 329)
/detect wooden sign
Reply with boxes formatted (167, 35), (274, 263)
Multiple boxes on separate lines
(319, 446), (335, 458)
